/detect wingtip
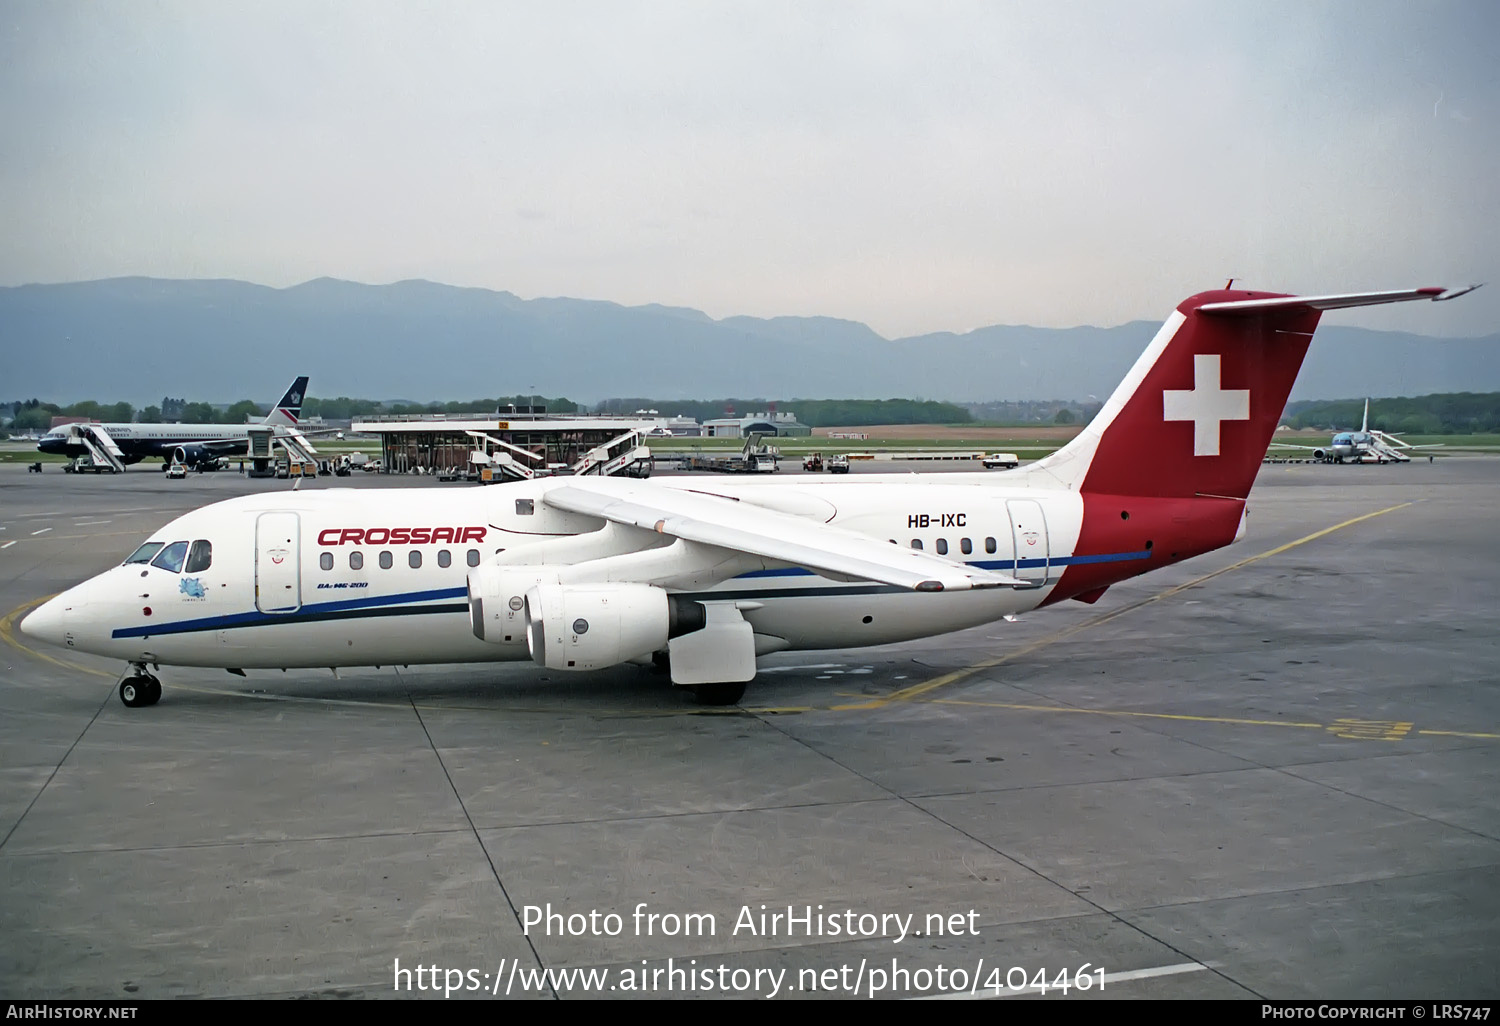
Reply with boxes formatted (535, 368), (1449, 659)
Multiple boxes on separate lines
(1434, 284), (1482, 301)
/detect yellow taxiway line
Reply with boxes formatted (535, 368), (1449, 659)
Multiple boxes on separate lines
(834, 500), (1415, 710)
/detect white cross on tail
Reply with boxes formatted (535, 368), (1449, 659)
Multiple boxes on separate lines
(1162, 354), (1249, 456)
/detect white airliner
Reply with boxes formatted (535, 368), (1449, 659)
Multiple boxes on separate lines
(36, 376), (316, 470)
(20, 286), (1474, 708)
(1271, 398), (1442, 464)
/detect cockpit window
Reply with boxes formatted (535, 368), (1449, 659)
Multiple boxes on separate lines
(150, 541), (190, 573)
(124, 542), (165, 565)
(185, 540), (212, 573)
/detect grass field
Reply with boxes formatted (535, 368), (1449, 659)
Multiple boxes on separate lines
(7, 427), (1496, 469)
(1269, 432), (1500, 453)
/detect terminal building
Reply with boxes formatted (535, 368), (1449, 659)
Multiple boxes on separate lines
(698, 411), (811, 439)
(350, 412), (658, 480)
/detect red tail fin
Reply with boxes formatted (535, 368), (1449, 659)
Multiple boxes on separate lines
(1029, 287), (1451, 500)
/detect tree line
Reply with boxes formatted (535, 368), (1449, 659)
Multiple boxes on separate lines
(0, 395), (584, 433)
(1283, 393), (1500, 434)
(591, 398), (973, 426)
(17, 393), (1495, 437)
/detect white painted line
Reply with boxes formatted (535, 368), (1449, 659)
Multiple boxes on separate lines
(9, 507), (176, 519)
(72, 520), (113, 526)
(1, 541), (15, 549)
(30, 527), (52, 536)
(917, 961), (1209, 1000)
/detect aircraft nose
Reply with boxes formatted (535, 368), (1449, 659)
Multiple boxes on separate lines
(19, 594), (70, 648)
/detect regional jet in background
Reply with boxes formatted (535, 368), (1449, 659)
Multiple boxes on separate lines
(1270, 399), (1443, 464)
(37, 377), (320, 471)
(19, 285), (1476, 709)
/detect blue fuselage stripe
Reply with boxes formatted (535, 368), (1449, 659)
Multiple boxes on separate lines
(110, 586), (469, 639)
(109, 550), (1152, 639)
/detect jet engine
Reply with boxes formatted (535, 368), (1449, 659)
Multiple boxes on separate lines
(468, 562), (708, 657)
(468, 566), (564, 646)
(524, 583), (671, 671)
(171, 445), (212, 467)
(1312, 447), (1329, 461)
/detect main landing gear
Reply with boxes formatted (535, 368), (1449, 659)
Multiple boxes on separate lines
(649, 651), (749, 707)
(689, 682), (747, 706)
(119, 663), (162, 708)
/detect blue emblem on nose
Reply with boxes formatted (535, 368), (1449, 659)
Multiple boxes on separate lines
(180, 577), (206, 598)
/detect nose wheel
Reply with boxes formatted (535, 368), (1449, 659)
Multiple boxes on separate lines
(119, 668), (162, 708)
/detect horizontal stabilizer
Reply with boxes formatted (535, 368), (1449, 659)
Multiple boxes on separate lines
(1198, 287), (1474, 316)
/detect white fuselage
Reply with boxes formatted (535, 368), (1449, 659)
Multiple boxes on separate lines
(42, 474), (1092, 670)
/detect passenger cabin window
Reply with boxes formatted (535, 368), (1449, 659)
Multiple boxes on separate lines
(349, 551), (364, 570)
(516, 499), (535, 516)
(320, 552), (334, 571)
(985, 537), (997, 554)
(185, 540), (212, 573)
(409, 551), (422, 569)
(910, 539), (923, 550)
(437, 550), (451, 568)
(124, 542), (164, 565)
(466, 549), (480, 567)
(936, 539), (948, 555)
(379, 551), (393, 570)
(960, 538), (972, 555)
(150, 541), (189, 573)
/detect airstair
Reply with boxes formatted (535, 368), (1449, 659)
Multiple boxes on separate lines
(572, 430), (652, 477)
(275, 428), (320, 464)
(70, 424), (126, 472)
(465, 431), (544, 480)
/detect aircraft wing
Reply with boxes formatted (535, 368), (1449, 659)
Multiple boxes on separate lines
(199, 438), (253, 453)
(543, 478), (1025, 592)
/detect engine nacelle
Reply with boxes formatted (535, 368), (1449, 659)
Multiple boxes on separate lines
(525, 583), (670, 671)
(468, 565), (564, 645)
(1312, 448), (1329, 461)
(171, 445), (211, 467)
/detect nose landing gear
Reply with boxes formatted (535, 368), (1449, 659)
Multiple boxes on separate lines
(119, 664), (162, 708)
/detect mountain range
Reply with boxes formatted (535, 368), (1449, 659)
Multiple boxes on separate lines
(3, 277), (1496, 406)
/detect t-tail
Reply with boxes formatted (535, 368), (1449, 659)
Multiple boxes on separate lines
(1028, 285), (1473, 604)
(263, 376), (310, 426)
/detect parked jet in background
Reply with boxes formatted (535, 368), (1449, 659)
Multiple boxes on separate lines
(1272, 399), (1442, 463)
(19, 285), (1476, 708)
(37, 377), (317, 471)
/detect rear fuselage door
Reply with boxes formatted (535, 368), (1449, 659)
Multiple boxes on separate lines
(1006, 499), (1050, 587)
(255, 512), (301, 613)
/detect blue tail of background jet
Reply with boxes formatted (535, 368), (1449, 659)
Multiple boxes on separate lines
(264, 376), (309, 426)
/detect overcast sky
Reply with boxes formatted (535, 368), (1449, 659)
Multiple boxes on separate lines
(2, 1), (1496, 338)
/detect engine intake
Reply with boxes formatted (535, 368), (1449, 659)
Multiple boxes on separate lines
(468, 566), (563, 645)
(172, 445), (209, 466)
